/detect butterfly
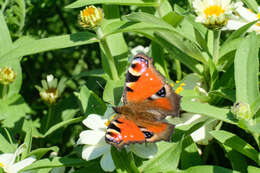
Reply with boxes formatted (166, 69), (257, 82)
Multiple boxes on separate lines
(105, 53), (182, 149)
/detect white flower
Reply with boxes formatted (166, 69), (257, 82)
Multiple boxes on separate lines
(131, 45), (149, 55)
(193, 0), (234, 29)
(176, 113), (218, 145)
(77, 114), (157, 172)
(0, 144), (36, 173)
(224, 2), (260, 33)
(46, 74), (54, 83)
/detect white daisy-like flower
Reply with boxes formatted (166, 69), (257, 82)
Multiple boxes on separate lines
(224, 2), (260, 33)
(131, 45), (149, 55)
(176, 113), (219, 145)
(77, 114), (157, 172)
(0, 144), (36, 173)
(193, 0), (234, 29)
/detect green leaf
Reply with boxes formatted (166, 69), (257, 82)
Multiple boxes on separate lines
(43, 116), (84, 138)
(79, 85), (106, 115)
(0, 133), (16, 153)
(241, 0), (258, 13)
(210, 130), (259, 164)
(27, 146), (59, 159)
(0, 32), (98, 64)
(181, 97), (237, 124)
(0, 94), (31, 128)
(0, 10), (12, 56)
(103, 79), (124, 105)
(151, 41), (169, 79)
(170, 165), (240, 173)
(181, 136), (202, 169)
(13, 0), (26, 32)
(154, 31), (202, 74)
(124, 12), (173, 28)
(223, 20), (257, 45)
(219, 38), (241, 60)
(248, 166), (260, 173)
(111, 147), (139, 173)
(224, 147), (247, 173)
(234, 32), (259, 104)
(22, 157), (87, 171)
(21, 124), (32, 160)
(140, 141), (182, 172)
(162, 11), (183, 27)
(66, 0), (159, 8)
(251, 96), (260, 116)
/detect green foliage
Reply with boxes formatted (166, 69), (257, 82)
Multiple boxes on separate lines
(1, 0), (260, 172)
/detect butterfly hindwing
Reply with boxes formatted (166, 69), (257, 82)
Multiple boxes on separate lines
(105, 113), (174, 149)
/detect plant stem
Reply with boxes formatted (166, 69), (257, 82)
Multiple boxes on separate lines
(1, 0), (10, 12)
(1, 85), (8, 99)
(212, 30), (221, 64)
(100, 39), (119, 80)
(96, 27), (119, 80)
(45, 105), (53, 132)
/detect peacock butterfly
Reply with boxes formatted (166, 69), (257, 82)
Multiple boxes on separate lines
(105, 53), (182, 149)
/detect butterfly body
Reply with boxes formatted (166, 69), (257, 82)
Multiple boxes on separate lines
(105, 53), (181, 149)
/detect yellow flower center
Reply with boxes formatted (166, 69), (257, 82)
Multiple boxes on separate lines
(175, 83), (185, 94)
(170, 83), (174, 87)
(0, 162), (4, 168)
(257, 13), (260, 26)
(105, 114), (117, 127)
(82, 6), (95, 17)
(204, 5), (225, 18)
(3, 68), (12, 75)
(46, 88), (57, 95)
(175, 86), (184, 94)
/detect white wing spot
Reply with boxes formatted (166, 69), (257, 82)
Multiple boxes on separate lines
(150, 78), (153, 81)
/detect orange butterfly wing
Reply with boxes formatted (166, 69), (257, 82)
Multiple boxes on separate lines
(105, 114), (174, 149)
(123, 53), (181, 117)
(105, 53), (181, 149)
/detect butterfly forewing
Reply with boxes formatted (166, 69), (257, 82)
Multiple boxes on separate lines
(123, 53), (181, 117)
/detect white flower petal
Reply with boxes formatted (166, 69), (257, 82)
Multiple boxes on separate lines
(78, 130), (105, 145)
(130, 143), (158, 159)
(82, 144), (110, 161)
(10, 156), (36, 172)
(225, 19), (247, 30)
(47, 74), (54, 83)
(131, 45), (150, 55)
(176, 113), (205, 127)
(100, 149), (115, 172)
(83, 114), (107, 130)
(0, 153), (14, 167)
(191, 120), (219, 145)
(236, 4), (258, 21)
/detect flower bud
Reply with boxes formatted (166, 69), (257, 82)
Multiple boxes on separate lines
(231, 102), (252, 120)
(0, 67), (16, 85)
(79, 5), (104, 28)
